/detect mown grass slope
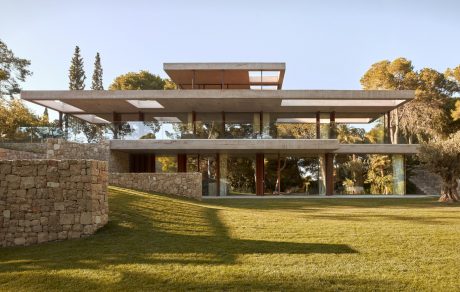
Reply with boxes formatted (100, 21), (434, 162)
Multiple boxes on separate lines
(0, 187), (459, 291)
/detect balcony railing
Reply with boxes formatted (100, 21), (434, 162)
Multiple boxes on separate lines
(4, 120), (393, 144)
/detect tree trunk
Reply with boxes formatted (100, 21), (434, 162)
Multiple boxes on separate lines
(439, 179), (459, 203)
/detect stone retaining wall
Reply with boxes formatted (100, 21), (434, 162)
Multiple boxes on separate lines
(0, 142), (47, 154)
(110, 172), (202, 200)
(46, 139), (109, 161)
(0, 159), (108, 247)
(0, 148), (45, 160)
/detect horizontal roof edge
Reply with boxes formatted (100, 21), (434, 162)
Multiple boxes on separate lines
(163, 62), (286, 71)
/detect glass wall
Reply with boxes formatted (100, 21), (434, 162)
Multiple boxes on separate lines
(264, 154), (320, 195)
(219, 153), (256, 196)
(155, 155), (177, 173)
(187, 154), (218, 196)
(333, 154), (404, 195)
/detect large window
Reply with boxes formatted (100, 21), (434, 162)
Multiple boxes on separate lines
(155, 155), (177, 173)
(187, 154), (218, 196)
(264, 154), (320, 195)
(334, 154), (398, 194)
(220, 154), (256, 195)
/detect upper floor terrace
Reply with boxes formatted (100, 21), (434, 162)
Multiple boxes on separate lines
(17, 63), (416, 147)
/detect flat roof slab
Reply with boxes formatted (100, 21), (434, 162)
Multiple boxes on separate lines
(110, 139), (340, 154)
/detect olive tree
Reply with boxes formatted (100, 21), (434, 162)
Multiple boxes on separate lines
(418, 132), (460, 202)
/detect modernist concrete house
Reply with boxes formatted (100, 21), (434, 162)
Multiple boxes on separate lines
(21, 63), (418, 196)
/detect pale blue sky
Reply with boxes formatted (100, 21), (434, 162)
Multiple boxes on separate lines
(1, 0), (460, 118)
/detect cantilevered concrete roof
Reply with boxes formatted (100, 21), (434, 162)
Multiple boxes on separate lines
(164, 62), (286, 90)
(21, 89), (415, 123)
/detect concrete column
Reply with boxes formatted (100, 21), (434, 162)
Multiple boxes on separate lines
(219, 153), (228, 196)
(112, 112), (121, 139)
(385, 112), (391, 144)
(253, 112), (261, 136)
(256, 153), (264, 196)
(187, 112), (194, 134)
(318, 154), (326, 195)
(262, 112), (270, 137)
(58, 111), (63, 130)
(316, 112), (321, 139)
(392, 154), (405, 195)
(325, 153), (334, 195)
(329, 111), (336, 139)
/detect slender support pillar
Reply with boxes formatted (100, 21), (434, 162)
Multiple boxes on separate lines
(192, 70), (195, 89)
(325, 153), (334, 196)
(58, 111), (63, 130)
(221, 111), (225, 137)
(329, 111), (336, 139)
(262, 112), (270, 137)
(192, 111), (196, 136)
(277, 153), (281, 194)
(256, 153), (265, 196)
(219, 153), (228, 196)
(253, 112), (261, 136)
(392, 154), (405, 195)
(112, 112), (121, 139)
(316, 112), (321, 139)
(385, 111), (391, 144)
(177, 154), (187, 173)
(216, 153), (220, 196)
(318, 154), (326, 195)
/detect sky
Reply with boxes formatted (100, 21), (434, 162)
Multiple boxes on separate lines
(1, 0), (460, 120)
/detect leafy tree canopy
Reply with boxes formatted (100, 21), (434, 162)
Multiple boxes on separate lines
(0, 39), (32, 99)
(109, 70), (166, 90)
(360, 58), (460, 143)
(0, 99), (40, 141)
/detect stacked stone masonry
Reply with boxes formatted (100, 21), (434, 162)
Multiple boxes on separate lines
(46, 138), (109, 161)
(0, 159), (108, 247)
(110, 173), (202, 200)
(0, 148), (45, 160)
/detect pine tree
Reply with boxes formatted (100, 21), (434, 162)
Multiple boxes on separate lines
(91, 52), (103, 90)
(68, 46), (86, 90)
(42, 107), (49, 124)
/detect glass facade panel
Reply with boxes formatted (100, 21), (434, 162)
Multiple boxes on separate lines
(334, 154), (396, 195)
(155, 155), (177, 173)
(220, 154), (256, 195)
(264, 154), (320, 195)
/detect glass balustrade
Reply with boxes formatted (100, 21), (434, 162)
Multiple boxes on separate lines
(4, 118), (402, 144)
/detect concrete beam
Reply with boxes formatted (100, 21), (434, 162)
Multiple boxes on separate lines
(334, 144), (419, 154)
(109, 139), (341, 153)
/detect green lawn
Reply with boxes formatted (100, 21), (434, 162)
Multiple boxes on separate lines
(1, 187), (459, 291)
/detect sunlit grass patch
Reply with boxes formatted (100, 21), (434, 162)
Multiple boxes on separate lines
(0, 186), (459, 291)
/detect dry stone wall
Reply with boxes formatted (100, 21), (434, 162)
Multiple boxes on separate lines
(0, 159), (108, 247)
(110, 173), (202, 200)
(0, 148), (45, 160)
(46, 139), (109, 161)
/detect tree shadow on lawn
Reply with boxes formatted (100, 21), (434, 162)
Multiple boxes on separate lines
(205, 197), (459, 212)
(0, 188), (357, 278)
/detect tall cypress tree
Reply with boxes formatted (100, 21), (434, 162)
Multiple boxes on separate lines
(69, 46), (86, 90)
(91, 52), (103, 90)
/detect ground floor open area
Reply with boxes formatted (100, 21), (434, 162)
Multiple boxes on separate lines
(0, 187), (458, 291)
(127, 151), (408, 196)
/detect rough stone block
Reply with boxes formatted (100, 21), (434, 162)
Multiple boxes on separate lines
(14, 237), (25, 245)
(59, 214), (74, 225)
(80, 212), (92, 225)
